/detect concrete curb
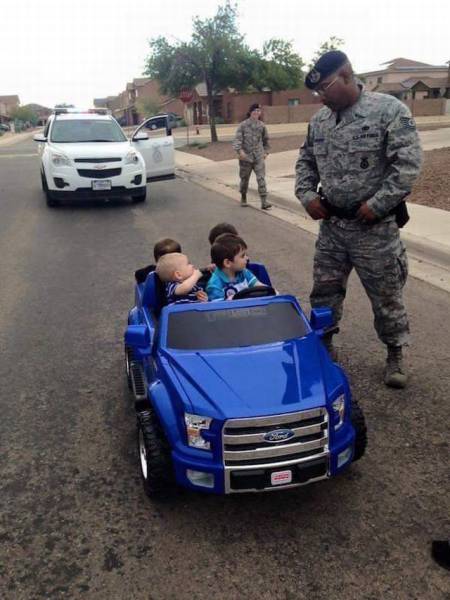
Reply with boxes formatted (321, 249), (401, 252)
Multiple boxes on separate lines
(176, 167), (450, 294)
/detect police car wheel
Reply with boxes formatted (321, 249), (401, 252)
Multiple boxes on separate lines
(132, 189), (147, 203)
(46, 190), (60, 208)
(137, 410), (175, 498)
(351, 399), (367, 462)
(41, 170), (48, 192)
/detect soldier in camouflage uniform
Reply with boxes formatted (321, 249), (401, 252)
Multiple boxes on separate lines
(233, 103), (272, 209)
(295, 51), (422, 388)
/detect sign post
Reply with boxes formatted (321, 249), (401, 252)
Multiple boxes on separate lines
(179, 89), (194, 146)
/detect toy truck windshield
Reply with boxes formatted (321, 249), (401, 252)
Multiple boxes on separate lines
(166, 301), (308, 350)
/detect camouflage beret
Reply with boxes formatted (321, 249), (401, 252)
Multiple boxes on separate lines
(305, 51), (348, 90)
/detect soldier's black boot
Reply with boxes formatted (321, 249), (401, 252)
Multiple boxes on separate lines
(322, 332), (338, 362)
(384, 345), (407, 388)
(240, 193), (248, 207)
(260, 196), (272, 210)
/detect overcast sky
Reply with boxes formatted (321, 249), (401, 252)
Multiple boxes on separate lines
(2, 0), (449, 107)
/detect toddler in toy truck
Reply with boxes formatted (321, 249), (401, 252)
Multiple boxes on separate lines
(134, 238), (182, 284)
(206, 234), (263, 301)
(156, 252), (208, 305)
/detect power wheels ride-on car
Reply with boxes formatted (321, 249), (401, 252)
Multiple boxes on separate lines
(124, 265), (367, 497)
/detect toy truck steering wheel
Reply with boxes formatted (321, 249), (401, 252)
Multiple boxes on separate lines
(232, 285), (276, 300)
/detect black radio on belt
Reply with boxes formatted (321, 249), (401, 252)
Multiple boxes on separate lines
(318, 187), (409, 228)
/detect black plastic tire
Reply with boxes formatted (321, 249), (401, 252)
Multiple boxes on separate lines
(132, 188), (147, 203)
(351, 398), (367, 462)
(124, 346), (133, 390)
(137, 409), (175, 498)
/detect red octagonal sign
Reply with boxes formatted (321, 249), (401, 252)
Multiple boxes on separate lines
(179, 89), (194, 103)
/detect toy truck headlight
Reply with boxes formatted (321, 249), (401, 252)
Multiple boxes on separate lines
(184, 413), (212, 450)
(332, 395), (345, 430)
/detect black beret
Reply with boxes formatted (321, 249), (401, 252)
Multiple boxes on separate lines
(248, 103), (261, 114)
(305, 51), (348, 90)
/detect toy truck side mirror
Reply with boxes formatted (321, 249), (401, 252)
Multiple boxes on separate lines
(125, 325), (152, 358)
(310, 307), (333, 336)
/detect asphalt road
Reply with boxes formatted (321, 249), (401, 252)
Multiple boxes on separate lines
(1, 139), (449, 600)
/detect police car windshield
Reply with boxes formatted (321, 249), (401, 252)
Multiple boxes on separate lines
(166, 302), (308, 350)
(50, 119), (127, 143)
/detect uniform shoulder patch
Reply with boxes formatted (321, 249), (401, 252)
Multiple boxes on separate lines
(399, 116), (416, 130)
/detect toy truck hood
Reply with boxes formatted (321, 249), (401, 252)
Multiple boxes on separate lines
(162, 334), (329, 419)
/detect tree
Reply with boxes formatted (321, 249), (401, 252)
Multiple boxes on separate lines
(10, 106), (38, 125)
(258, 39), (304, 91)
(310, 36), (345, 67)
(144, 2), (303, 142)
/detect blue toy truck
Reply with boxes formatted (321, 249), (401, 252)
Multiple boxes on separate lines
(125, 268), (367, 496)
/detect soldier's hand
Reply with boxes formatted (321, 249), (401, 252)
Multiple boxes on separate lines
(306, 197), (330, 220)
(357, 202), (378, 223)
(264, 152), (269, 159)
(239, 150), (248, 161)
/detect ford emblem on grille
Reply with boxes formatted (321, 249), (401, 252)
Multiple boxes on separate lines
(264, 428), (295, 443)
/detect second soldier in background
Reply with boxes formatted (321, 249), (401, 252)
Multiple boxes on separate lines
(233, 103), (272, 210)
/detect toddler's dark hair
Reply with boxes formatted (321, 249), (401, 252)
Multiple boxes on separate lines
(208, 222), (238, 245)
(153, 238), (182, 261)
(211, 234), (247, 268)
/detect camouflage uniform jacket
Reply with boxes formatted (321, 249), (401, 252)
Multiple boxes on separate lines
(232, 118), (270, 161)
(295, 91), (422, 218)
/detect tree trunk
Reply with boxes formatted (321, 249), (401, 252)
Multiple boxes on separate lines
(206, 82), (218, 143)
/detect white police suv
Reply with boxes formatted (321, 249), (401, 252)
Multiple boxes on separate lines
(34, 109), (175, 207)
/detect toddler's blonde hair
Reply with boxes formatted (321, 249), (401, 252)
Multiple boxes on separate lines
(155, 252), (186, 282)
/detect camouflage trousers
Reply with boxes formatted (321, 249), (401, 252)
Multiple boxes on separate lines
(239, 158), (267, 199)
(311, 218), (409, 347)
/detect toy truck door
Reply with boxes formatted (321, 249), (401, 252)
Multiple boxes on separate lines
(131, 115), (175, 182)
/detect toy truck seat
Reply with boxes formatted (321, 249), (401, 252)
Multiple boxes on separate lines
(141, 271), (167, 317)
(247, 262), (272, 287)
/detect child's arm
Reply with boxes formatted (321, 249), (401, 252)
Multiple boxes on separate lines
(206, 279), (225, 301)
(174, 269), (202, 296)
(245, 270), (278, 294)
(244, 269), (262, 288)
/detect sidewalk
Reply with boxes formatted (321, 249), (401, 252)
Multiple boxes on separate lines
(0, 129), (38, 147)
(175, 128), (450, 293)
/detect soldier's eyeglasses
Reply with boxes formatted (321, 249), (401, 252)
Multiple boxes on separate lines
(313, 75), (340, 97)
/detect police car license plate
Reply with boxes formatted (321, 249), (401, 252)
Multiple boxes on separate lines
(92, 180), (112, 191)
(271, 470), (292, 486)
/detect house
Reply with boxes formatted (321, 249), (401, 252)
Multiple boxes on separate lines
(94, 78), (185, 126)
(360, 58), (450, 101)
(185, 84), (320, 125)
(0, 95), (20, 124)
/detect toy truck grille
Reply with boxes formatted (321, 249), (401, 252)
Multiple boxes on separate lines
(222, 408), (329, 493)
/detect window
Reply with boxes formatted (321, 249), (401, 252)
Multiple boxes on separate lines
(288, 99), (300, 106)
(50, 119), (126, 143)
(167, 302), (308, 350)
(143, 116), (170, 138)
(43, 119), (51, 138)
(377, 76), (383, 84)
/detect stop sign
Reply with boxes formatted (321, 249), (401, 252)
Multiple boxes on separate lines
(179, 89), (194, 103)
